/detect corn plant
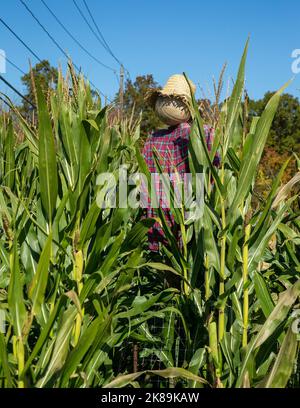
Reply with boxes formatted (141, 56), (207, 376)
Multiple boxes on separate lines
(133, 40), (300, 388)
(0, 44), (299, 388)
(0, 69), (204, 388)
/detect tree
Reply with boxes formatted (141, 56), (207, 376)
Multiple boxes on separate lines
(248, 92), (300, 203)
(121, 74), (162, 138)
(21, 60), (58, 116)
(248, 92), (300, 152)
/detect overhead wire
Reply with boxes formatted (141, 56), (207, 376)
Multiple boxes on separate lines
(0, 74), (36, 108)
(82, 0), (131, 79)
(82, 0), (122, 66)
(72, 0), (130, 77)
(72, 0), (108, 52)
(40, 0), (117, 73)
(0, 16), (42, 62)
(5, 57), (26, 75)
(19, 0), (112, 101)
(0, 94), (12, 109)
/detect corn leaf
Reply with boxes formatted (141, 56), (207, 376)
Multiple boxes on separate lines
(263, 326), (298, 388)
(37, 83), (58, 224)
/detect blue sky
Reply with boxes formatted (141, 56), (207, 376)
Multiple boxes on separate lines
(1, 0), (300, 104)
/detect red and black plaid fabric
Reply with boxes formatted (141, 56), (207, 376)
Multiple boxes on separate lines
(142, 122), (220, 251)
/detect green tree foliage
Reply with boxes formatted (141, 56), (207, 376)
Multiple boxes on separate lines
(249, 92), (300, 152)
(122, 74), (162, 138)
(21, 60), (58, 116)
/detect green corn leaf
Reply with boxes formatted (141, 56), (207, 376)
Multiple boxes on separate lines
(253, 271), (275, 318)
(183, 73), (224, 196)
(100, 231), (125, 276)
(103, 367), (209, 388)
(223, 39), (249, 154)
(84, 332), (123, 387)
(22, 295), (67, 377)
(29, 232), (52, 317)
(229, 81), (291, 221)
(148, 367), (209, 386)
(8, 240), (26, 338)
(37, 83), (58, 224)
(77, 120), (91, 194)
(36, 306), (77, 388)
(115, 289), (176, 319)
(4, 120), (15, 189)
(0, 332), (13, 387)
(78, 201), (101, 248)
(237, 279), (300, 387)
(248, 199), (294, 273)
(254, 279), (300, 349)
(59, 316), (106, 387)
(59, 107), (78, 185)
(120, 218), (155, 252)
(249, 158), (290, 242)
(163, 310), (175, 353)
(139, 262), (182, 276)
(263, 326), (298, 388)
(187, 348), (206, 388)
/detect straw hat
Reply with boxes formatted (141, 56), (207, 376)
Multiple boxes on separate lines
(146, 74), (196, 125)
(146, 74), (196, 106)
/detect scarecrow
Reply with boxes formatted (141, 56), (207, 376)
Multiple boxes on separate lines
(143, 74), (219, 252)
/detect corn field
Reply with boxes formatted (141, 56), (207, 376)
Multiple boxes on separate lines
(0, 42), (299, 388)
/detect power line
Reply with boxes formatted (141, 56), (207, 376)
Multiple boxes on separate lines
(19, 0), (111, 101)
(82, 0), (131, 79)
(72, 0), (109, 53)
(40, 0), (116, 73)
(20, 0), (74, 64)
(0, 95), (12, 109)
(0, 74), (36, 108)
(6, 57), (26, 75)
(0, 16), (42, 62)
(72, 0), (129, 75)
(73, 0), (131, 83)
(0, 30), (112, 107)
(82, 0), (122, 66)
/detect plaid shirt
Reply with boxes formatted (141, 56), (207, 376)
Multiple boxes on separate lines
(142, 122), (220, 251)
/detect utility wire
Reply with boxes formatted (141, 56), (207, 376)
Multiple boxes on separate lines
(83, 0), (111, 52)
(40, 0), (116, 73)
(19, 0), (111, 101)
(0, 16), (42, 62)
(72, 0), (130, 76)
(82, 0), (122, 66)
(72, 0), (109, 53)
(6, 57), (26, 75)
(20, 0), (75, 65)
(0, 95), (12, 109)
(82, 0), (131, 79)
(0, 74), (36, 108)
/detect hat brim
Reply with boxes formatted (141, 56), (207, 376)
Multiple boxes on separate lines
(145, 89), (190, 108)
(144, 89), (161, 107)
